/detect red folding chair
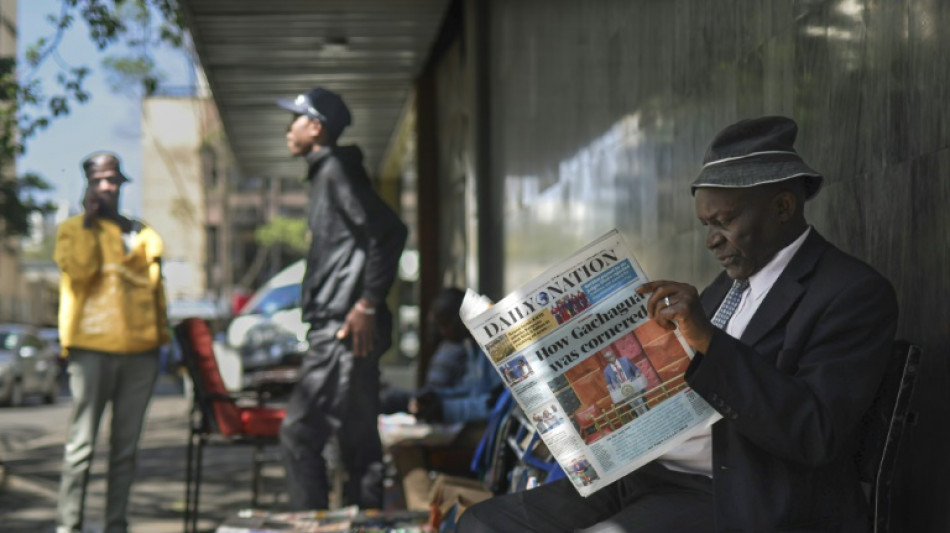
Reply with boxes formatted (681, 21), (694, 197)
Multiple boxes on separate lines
(175, 317), (286, 533)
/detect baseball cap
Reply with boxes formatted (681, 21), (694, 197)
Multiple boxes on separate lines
(277, 87), (352, 140)
(81, 151), (131, 183)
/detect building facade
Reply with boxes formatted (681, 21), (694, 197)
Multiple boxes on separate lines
(0, 0), (17, 322)
(141, 93), (309, 319)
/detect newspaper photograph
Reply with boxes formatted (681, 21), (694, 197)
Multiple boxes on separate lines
(460, 229), (720, 496)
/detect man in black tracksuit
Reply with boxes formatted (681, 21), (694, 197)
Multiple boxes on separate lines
(277, 88), (407, 510)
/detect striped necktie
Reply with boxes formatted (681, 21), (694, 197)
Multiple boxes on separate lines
(711, 278), (750, 329)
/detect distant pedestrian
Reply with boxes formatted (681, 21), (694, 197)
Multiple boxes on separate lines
(276, 88), (408, 510)
(54, 152), (169, 533)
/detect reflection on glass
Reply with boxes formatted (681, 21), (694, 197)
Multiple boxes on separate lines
(504, 114), (655, 291)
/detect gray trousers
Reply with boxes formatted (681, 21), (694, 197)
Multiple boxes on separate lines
(280, 317), (390, 510)
(457, 462), (714, 533)
(57, 349), (159, 533)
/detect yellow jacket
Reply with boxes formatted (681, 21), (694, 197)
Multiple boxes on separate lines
(55, 215), (169, 355)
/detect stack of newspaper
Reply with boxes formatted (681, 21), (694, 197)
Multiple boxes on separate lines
(460, 230), (719, 496)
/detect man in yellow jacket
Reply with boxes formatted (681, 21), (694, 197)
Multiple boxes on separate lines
(54, 152), (168, 533)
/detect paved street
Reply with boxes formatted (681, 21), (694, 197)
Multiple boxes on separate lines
(0, 377), (289, 532)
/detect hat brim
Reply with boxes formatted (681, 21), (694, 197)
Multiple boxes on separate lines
(276, 97), (308, 115)
(691, 153), (822, 199)
(84, 170), (131, 183)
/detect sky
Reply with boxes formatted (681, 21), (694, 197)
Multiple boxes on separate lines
(17, 0), (194, 217)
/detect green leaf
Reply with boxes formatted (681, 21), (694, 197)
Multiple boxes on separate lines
(1, 0), (189, 226)
(255, 217), (310, 254)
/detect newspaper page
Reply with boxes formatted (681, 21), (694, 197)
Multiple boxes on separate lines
(460, 229), (720, 496)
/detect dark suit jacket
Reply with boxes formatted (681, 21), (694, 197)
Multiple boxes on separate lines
(685, 230), (897, 532)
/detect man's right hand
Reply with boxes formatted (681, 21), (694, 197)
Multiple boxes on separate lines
(82, 187), (101, 228)
(82, 187), (125, 230)
(636, 280), (716, 354)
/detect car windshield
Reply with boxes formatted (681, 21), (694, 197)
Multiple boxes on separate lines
(243, 284), (300, 316)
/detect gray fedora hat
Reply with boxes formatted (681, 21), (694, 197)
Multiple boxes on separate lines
(691, 116), (822, 199)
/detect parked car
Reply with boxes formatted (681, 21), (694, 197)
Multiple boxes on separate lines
(0, 324), (61, 406)
(37, 327), (62, 356)
(238, 320), (306, 393)
(226, 261), (308, 384)
(37, 326), (68, 388)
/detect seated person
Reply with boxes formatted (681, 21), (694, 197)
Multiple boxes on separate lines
(380, 287), (477, 414)
(458, 116), (897, 532)
(385, 288), (504, 509)
(406, 287), (504, 426)
(409, 340), (503, 425)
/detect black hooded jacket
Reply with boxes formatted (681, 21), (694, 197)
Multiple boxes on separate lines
(300, 145), (407, 323)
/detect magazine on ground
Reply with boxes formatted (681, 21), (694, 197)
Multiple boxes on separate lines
(460, 229), (720, 496)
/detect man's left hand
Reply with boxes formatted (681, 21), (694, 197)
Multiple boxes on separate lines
(636, 281), (716, 354)
(336, 298), (377, 357)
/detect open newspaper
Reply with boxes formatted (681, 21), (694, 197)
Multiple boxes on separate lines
(460, 229), (720, 496)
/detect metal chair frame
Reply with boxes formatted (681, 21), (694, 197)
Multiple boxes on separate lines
(855, 340), (921, 533)
(176, 318), (284, 533)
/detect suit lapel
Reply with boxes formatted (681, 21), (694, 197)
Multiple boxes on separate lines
(739, 230), (828, 346)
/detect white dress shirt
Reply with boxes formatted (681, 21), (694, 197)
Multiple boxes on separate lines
(658, 227), (811, 476)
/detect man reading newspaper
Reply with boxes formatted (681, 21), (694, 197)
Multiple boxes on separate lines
(458, 116), (897, 532)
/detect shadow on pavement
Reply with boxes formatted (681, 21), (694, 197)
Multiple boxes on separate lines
(0, 388), (290, 533)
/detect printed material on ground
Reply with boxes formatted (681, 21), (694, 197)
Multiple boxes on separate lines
(216, 506), (359, 532)
(216, 506), (430, 532)
(460, 229), (720, 496)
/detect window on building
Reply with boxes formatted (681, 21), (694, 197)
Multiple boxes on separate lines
(280, 177), (306, 193)
(237, 177), (263, 192)
(278, 207), (306, 219)
(206, 226), (218, 265)
(201, 148), (219, 190)
(232, 206), (260, 222)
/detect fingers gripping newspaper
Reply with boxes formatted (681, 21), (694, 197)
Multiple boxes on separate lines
(460, 230), (720, 496)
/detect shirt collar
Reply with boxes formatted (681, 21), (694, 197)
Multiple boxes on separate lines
(746, 227), (811, 302)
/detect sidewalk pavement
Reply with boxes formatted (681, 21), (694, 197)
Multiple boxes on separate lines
(0, 376), (291, 533)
